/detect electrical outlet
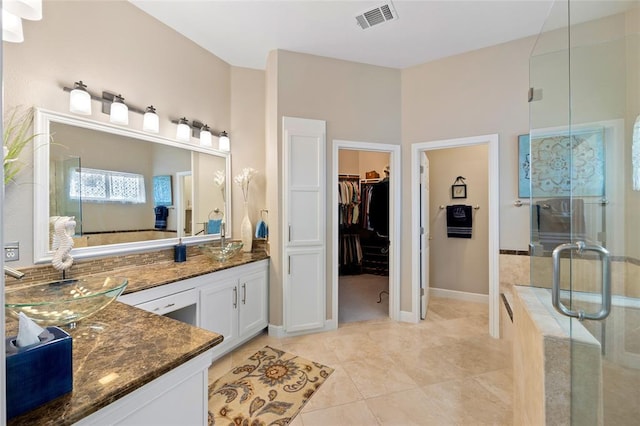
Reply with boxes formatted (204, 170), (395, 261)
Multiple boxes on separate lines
(4, 242), (19, 262)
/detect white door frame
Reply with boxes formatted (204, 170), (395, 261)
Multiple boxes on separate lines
(411, 134), (500, 338)
(175, 171), (192, 237)
(332, 140), (401, 324)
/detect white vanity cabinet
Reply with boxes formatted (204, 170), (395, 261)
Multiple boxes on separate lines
(118, 259), (269, 360)
(199, 260), (269, 359)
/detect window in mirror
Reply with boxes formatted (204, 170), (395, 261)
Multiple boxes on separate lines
(70, 167), (146, 204)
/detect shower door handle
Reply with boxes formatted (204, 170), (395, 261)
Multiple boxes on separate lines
(552, 241), (611, 321)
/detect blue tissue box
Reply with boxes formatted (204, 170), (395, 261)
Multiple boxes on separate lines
(6, 326), (73, 420)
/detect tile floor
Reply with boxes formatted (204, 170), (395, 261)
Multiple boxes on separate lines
(208, 297), (513, 425)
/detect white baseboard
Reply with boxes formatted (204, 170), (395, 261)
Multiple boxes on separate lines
(267, 319), (337, 339)
(268, 324), (286, 338)
(430, 287), (489, 304)
(324, 318), (338, 331)
(399, 310), (418, 323)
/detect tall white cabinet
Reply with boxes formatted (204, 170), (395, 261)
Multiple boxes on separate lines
(282, 117), (326, 333)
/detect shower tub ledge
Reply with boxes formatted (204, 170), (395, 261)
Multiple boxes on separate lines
(512, 285), (603, 425)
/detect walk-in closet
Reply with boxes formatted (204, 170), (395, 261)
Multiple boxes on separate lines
(338, 149), (390, 323)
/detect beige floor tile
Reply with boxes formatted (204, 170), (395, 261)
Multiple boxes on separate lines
(300, 400), (380, 426)
(421, 378), (512, 425)
(238, 330), (285, 351)
(208, 353), (233, 385)
(289, 413), (305, 426)
(302, 364), (363, 412)
(365, 387), (455, 425)
(428, 336), (511, 377)
(211, 297), (514, 425)
(324, 331), (388, 363)
(368, 323), (437, 355)
(473, 368), (514, 406)
(280, 339), (341, 367)
(343, 353), (418, 398)
(392, 346), (468, 386)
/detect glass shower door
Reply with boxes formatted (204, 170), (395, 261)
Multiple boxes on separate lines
(530, 0), (640, 423)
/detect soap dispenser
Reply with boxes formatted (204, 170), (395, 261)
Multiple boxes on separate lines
(174, 238), (187, 262)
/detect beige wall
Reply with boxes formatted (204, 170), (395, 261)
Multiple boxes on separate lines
(230, 66), (266, 237)
(401, 36), (534, 310)
(267, 50), (401, 324)
(338, 150), (389, 179)
(3, 1), (264, 266)
(428, 145), (489, 295)
(265, 50), (281, 323)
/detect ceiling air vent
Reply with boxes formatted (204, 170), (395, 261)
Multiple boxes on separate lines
(355, 2), (398, 30)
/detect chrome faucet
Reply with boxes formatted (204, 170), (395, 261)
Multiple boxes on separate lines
(4, 266), (25, 279)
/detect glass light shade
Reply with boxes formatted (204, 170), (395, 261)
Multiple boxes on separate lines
(176, 118), (191, 142)
(200, 126), (212, 147)
(4, 0), (42, 20)
(143, 106), (159, 133)
(110, 96), (129, 125)
(2, 10), (23, 43)
(69, 82), (92, 115)
(218, 131), (230, 152)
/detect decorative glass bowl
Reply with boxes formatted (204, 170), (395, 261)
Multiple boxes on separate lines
(199, 242), (244, 262)
(5, 276), (128, 326)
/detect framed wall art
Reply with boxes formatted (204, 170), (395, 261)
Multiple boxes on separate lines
(518, 128), (604, 198)
(153, 175), (173, 207)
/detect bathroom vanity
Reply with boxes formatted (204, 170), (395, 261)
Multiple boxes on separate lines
(6, 302), (222, 425)
(118, 253), (269, 359)
(5, 252), (269, 424)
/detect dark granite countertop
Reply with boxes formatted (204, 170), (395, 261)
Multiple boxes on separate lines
(4, 249), (268, 424)
(6, 302), (223, 425)
(118, 251), (269, 294)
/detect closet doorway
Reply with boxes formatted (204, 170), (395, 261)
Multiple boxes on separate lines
(332, 140), (400, 325)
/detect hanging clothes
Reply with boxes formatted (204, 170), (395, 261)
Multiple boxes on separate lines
(338, 176), (363, 274)
(338, 179), (361, 227)
(368, 179), (389, 236)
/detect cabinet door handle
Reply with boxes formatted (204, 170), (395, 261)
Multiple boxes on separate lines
(288, 225), (291, 242)
(233, 286), (238, 309)
(242, 283), (247, 305)
(288, 256), (291, 275)
(164, 303), (175, 309)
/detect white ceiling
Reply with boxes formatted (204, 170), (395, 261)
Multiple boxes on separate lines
(130, 0), (633, 70)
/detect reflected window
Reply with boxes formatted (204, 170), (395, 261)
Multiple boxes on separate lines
(69, 167), (146, 203)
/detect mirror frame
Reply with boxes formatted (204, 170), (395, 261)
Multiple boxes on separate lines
(33, 108), (231, 263)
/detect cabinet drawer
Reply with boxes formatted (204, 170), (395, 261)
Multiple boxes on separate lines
(136, 289), (197, 316)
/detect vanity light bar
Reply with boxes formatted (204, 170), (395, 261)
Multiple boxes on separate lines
(170, 118), (229, 147)
(63, 83), (159, 132)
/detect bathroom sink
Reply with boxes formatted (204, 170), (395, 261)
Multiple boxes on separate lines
(199, 242), (244, 262)
(5, 276), (128, 326)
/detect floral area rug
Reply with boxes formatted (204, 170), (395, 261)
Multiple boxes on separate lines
(208, 345), (334, 426)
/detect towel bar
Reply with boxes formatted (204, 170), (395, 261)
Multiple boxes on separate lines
(439, 205), (480, 210)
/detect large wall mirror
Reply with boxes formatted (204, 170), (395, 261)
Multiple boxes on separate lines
(33, 108), (231, 263)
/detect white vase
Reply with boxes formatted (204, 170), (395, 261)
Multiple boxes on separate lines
(240, 201), (253, 252)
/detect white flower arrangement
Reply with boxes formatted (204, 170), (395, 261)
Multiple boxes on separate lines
(234, 167), (258, 202)
(214, 170), (226, 202)
(4, 107), (36, 186)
